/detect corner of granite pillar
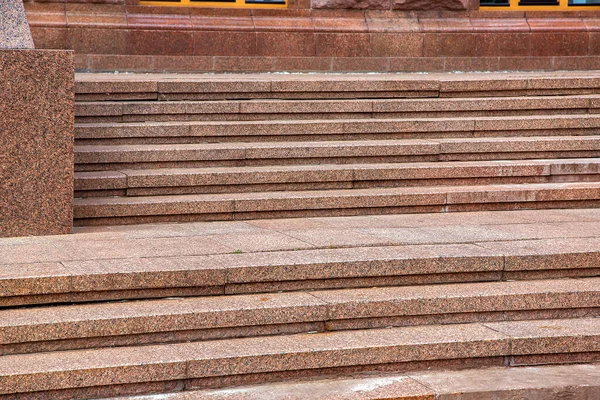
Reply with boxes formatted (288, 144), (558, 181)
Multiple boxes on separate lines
(1, 0), (74, 238)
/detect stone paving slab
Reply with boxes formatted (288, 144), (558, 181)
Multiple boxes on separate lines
(2, 209), (600, 305)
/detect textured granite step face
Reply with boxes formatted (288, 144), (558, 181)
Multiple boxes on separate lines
(3, 318), (600, 399)
(4, 223), (600, 307)
(3, 278), (600, 355)
(74, 95), (599, 123)
(74, 114), (600, 145)
(74, 159), (600, 198)
(73, 72), (600, 102)
(73, 137), (600, 172)
(71, 72), (600, 226)
(105, 363), (600, 400)
(72, 182), (600, 225)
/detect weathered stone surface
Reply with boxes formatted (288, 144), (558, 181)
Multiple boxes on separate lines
(312, 0), (390, 10)
(392, 0), (468, 10)
(0, 0), (34, 49)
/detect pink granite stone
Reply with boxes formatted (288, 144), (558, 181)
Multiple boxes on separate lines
(393, 0), (468, 10)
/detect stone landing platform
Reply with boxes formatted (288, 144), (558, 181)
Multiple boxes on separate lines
(4, 208), (599, 268)
(2, 208), (600, 398)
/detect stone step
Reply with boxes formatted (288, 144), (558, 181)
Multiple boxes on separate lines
(3, 317), (600, 398)
(74, 159), (600, 197)
(3, 223), (600, 307)
(105, 363), (600, 400)
(74, 114), (600, 145)
(2, 278), (600, 356)
(74, 95), (600, 123)
(73, 136), (600, 171)
(72, 182), (600, 225)
(74, 71), (600, 101)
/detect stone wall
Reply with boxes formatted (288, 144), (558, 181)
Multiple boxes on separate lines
(24, 2), (600, 73)
(313, 0), (472, 10)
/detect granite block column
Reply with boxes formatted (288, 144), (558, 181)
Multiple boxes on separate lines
(1, 0), (74, 237)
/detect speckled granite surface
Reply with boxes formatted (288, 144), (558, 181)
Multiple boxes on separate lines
(1, 0), (34, 49)
(0, 49), (74, 237)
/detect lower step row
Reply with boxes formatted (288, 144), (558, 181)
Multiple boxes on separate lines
(3, 317), (600, 399)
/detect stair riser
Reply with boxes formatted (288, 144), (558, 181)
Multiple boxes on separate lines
(73, 88), (600, 103)
(73, 152), (600, 172)
(74, 167), (600, 197)
(73, 176), (584, 198)
(6, 353), (600, 400)
(73, 182), (600, 219)
(75, 91), (441, 102)
(74, 156), (443, 172)
(5, 346), (600, 399)
(74, 129), (600, 146)
(0, 359), (508, 400)
(73, 199), (600, 226)
(4, 305), (599, 356)
(74, 109), (594, 124)
(74, 119), (600, 142)
(6, 245), (600, 308)
(0, 321), (325, 357)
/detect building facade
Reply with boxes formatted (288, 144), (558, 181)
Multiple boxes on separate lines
(22, 0), (600, 73)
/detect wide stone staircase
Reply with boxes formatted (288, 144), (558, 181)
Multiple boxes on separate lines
(73, 71), (600, 226)
(3, 71), (600, 399)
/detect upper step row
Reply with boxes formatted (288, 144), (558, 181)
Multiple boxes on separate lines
(76, 95), (600, 123)
(75, 72), (600, 101)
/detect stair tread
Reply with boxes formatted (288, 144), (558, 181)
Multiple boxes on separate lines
(75, 71), (600, 93)
(74, 136), (600, 152)
(73, 136), (600, 168)
(2, 317), (600, 395)
(76, 113), (600, 125)
(4, 207), (600, 304)
(74, 114), (600, 140)
(73, 158), (600, 186)
(2, 277), (599, 347)
(103, 363), (600, 400)
(73, 181), (600, 208)
(73, 94), (600, 116)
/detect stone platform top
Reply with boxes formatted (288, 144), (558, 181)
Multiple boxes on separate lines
(3, 208), (600, 267)
(1, 0), (33, 49)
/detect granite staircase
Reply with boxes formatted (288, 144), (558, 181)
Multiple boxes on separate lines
(73, 71), (600, 226)
(3, 208), (600, 399)
(3, 71), (600, 399)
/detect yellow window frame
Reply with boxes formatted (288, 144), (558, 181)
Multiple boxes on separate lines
(140, 0), (287, 8)
(480, 0), (600, 10)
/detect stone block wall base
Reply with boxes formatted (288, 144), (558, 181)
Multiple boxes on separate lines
(24, 4), (600, 73)
(0, 49), (74, 238)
